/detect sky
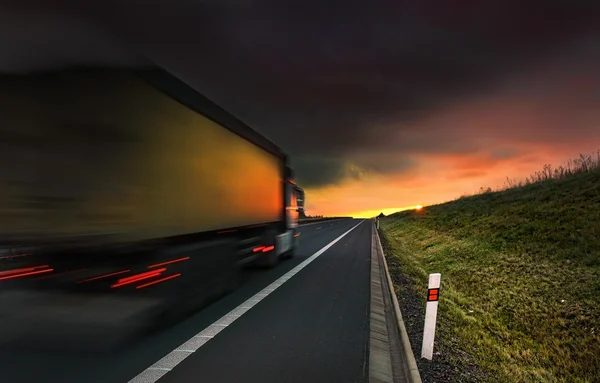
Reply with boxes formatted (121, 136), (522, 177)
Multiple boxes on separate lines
(2, 1), (600, 218)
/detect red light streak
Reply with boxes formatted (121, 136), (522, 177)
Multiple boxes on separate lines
(262, 245), (275, 252)
(0, 265), (50, 277)
(147, 256), (190, 268)
(0, 267), (36, 276)
(136, 273), (181, 289)
(77, 269), (131, 283)
(0, 268), (54, 281)
(110, 268), (166, 288)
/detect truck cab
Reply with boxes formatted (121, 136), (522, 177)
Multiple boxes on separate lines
(286, 179), (300, 229)
(271, 166), (301, 259)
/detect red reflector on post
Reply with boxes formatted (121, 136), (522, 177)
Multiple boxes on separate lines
(427, 288), (439, 302)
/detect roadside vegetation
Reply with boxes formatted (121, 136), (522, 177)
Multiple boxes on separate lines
(379, 150), (600, 383)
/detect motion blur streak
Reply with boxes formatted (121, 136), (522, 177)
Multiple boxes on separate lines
(0, 268), (54, 281)
(0, 265), (50, 276)
(0, 69), (283, 242)
(136, 273), (181, 289)
(76, 269), (131, 283)
(147, 257), (190, 268)
(262, 245), (275, 252)
(0, 267), (38, 277)
(0, 253), (29, 260)
(110, 268), (166, 288)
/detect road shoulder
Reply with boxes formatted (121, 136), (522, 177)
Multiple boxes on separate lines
(369, 222), (421, 383)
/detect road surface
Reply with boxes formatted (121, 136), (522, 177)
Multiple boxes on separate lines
(0, 218), (382, 383)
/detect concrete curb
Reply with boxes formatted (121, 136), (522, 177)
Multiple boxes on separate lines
(369, 225), (394, 383)
(374, 223), (422, 383)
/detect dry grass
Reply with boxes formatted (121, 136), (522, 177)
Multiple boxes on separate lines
(468, 151), (600, 197)
(380, 150), (600, 383)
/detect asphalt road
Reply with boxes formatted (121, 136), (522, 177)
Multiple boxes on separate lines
(0, 218), (372, 383)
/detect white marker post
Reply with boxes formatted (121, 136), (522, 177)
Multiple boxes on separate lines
(421, 273), (441, 360)
(376, 218), (380, 230)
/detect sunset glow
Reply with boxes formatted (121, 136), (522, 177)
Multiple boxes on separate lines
(297, 42), (600, 218)
(303, 144), (600, 218)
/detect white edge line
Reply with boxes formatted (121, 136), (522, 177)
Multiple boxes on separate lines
(128, 219), (364, 383)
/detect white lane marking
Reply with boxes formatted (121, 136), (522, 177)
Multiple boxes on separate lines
(316, 227), (322, 230)
(128, 219), (364, 383)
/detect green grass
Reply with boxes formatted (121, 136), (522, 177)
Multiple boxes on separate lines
(380, 153), (600, 383)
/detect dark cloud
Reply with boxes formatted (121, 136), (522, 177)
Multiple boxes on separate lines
(354, 155), (416, 176)
(2, 1), (599, 186)
(0, 6), (148, 73)
(290, 157), (350, 188)
(292, 153), (417, 187)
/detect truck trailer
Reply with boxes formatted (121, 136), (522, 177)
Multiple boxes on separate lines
(0, 66), (301, 347)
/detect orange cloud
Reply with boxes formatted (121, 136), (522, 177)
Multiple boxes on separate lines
(303, 143), (600, 218)
(300, 40), (600, 217)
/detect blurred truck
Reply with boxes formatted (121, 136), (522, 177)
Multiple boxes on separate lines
(0, 66), (302, 348)
(295, 186), (306, 219)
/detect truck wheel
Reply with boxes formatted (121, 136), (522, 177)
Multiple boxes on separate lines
(257, 247), (278, 268)
(281, 244), (296, 259)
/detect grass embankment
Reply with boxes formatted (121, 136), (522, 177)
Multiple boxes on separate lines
(380, 153), (600, 383)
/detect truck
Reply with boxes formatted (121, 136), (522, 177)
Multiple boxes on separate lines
(0, 65), (301, 347)
(295, 186), (306, 218)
